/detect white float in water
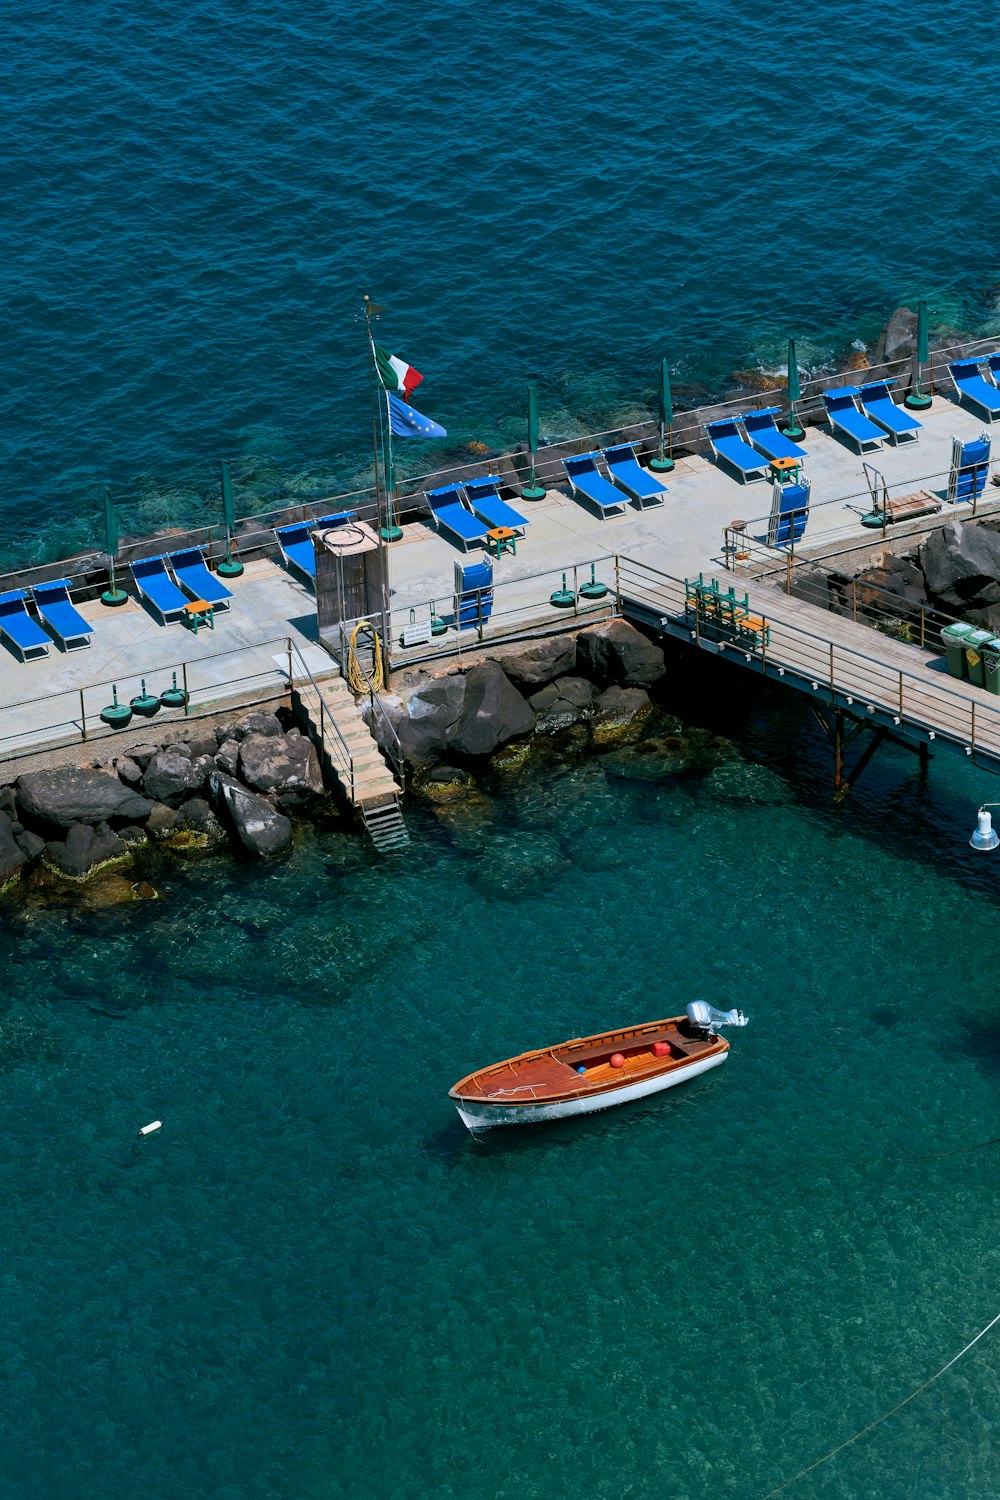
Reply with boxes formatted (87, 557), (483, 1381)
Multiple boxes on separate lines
(138, 1120), (162, 1136)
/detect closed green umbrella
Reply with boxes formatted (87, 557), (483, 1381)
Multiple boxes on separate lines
(100, 488), (127, 606)
(905, 300), (933, 411)
(783, 339), (805, 440)
(650, 358), (674, 472)
(521, 383), (546, 499)
(217, 459), (244, 577)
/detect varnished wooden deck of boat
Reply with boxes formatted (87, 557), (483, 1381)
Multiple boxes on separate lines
(452, 1018), (727, 1104)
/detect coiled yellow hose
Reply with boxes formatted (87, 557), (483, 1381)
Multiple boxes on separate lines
(345, 619), (384, 694)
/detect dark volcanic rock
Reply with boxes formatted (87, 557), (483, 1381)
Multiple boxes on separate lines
(391, 674), (468, 766)
(591, 685), (653, 748)
(48, 821), (127, 879)
(13, 828), (46, 862)
(449, 661), (535, 757)
(141, 747), (210, 806)
(207, 772), (293, 859)
(0, 813), (28, 886)
(920, 520), (1000, 608)
(214, 739), (240, 776)
(528, 675), (595, 733)
(874, 305), (918, 365)
(575, 619), (666, 687)
(500, 636), (577, 689)
(473, 831), (571, 900)
(232, 711), (283, 741)
(237, 730), (323, 810)
(146, 802), (180, 840)
(127, 744), (160, 771)
(116, 757), (143, 787)
(17, 768), (153, 829)
(177, 796), (227, 846)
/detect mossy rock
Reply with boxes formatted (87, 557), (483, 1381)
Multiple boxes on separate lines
(411, 765), (479, 804)
(601, 735), (699, 782)
(485, 735), (554, 787)
(161, 828), (225, 857)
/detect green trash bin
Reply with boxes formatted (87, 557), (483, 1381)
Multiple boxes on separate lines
(983, 639), (1000, 696)
(964, 628), (993, 687)
(941, 621), (976, 679)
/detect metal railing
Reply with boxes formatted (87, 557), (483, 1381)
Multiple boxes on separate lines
(287, 640), (355, 800)
(616, 556), (1000, 761)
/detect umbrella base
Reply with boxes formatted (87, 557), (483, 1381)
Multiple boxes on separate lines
(904, 392), (933, 411)
(781, 424), (806, 441)
(217, 559), (244, 578)
(648, 457), (674, 473)
(521, 483), (547, 500)
(100, 589), (129, 608)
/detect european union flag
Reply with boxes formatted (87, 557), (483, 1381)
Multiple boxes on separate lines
(386, 391), (447, 439)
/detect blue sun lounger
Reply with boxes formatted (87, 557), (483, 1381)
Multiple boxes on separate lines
(130, 555), (189, 623)
(168, 548), (234, 610)
(463, 478), (529, 533)
(562, 453), (628, 517)
(602, 444), (667, 507)
(766, 478), (810, 548)
(705, 420), (771, 482)
(0, 589), (50, 660)
(859, 381), (921, 443)
(821, 387), (885, 453)
(741, 408), (806, 462)
(33, 578), (94, 650)
(274, 511), (355, 580)
(426, 484), (490, 550)
(947, 431), (991, 505)
(949, 359), (1000, 421)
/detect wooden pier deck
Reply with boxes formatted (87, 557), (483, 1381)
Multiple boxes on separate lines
(618, 558), (1000, 769)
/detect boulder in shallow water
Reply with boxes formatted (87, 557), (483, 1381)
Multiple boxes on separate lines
(47, 821), (128, 879)
(575, 618), (666, 687)
(449, 661), (535, 756)
(528, 675), (595, 734)
(473, 832), (571, 901)
(601, 735), (699, 782)
(0, 812), (28, 889)
(207, 771), (292, 859)
(17, 768), (153, 829)
(591, 685), (652, 748)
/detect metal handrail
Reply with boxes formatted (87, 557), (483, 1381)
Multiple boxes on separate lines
(616, 557), (1000, 752)
(287, 639), (355, 800)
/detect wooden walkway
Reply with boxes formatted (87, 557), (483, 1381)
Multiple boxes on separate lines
(618, 558), (1000, 767)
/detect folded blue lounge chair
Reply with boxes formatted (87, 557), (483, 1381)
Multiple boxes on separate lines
(741, 408), (807, 463)
(274, 511), (355, 580)
(426, 485), (490, 550)
(33, 578), (94, 650)
(704, 420), (771, 482)
(454, 557), (493, 629)
(168, 548), (234, 610)
(947, 431), (991, 505)
(0, 589), (49, 660)
(561, 453), (628, 517)
(821, 387), (885, 453)
(766, 478), (810, 548)
(130, 555), (189, 623)
(859, 381), (921, 443)
(602, 444), (667, 507)
(949, 359), (1000, 421)
(463, 478), (529, 533)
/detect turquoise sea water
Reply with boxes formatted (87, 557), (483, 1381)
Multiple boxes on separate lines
(3, 0), (1000, 565)
(3, 660), (1000, 1499)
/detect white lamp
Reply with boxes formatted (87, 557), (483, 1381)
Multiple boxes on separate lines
(970, 805), (1000, 852)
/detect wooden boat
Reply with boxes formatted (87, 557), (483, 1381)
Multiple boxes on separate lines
(449, 1003), (747, 1133)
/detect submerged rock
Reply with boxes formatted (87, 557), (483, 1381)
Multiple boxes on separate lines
(701, 760), (792, 806)
(601, 735), (700, 782)
(46, 821), (128, 880)
(473, 831), (571, 900)
(410, 765), (479, 804)
(0, 813), (28, 890)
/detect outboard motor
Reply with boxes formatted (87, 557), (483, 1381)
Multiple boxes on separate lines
(685, 1001), (749, 1037)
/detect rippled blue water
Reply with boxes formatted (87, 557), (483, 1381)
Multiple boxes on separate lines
(3, 666), (1000, 1498)
(3, 0), (1000, 565)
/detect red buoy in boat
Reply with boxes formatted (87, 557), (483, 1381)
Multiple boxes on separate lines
(653, 1041), (671, 1057)
(610, 1052), (626, 1069)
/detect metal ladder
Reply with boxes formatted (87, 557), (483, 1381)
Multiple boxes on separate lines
(360, 796), (410, 854)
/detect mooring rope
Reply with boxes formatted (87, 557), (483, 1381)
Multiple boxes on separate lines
(758, 1308), (1000, 1498)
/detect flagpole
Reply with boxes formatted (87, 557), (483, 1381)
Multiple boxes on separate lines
(363, 295), (393, 682)
(380, 388), (403, 542)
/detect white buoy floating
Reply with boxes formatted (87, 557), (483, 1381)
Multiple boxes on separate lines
(138, 1120), (163, 1136)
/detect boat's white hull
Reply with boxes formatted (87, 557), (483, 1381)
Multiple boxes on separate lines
(452, 1048), (727, 1132)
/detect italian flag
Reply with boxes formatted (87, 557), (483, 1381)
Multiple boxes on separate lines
(374, 342), (423, 399)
